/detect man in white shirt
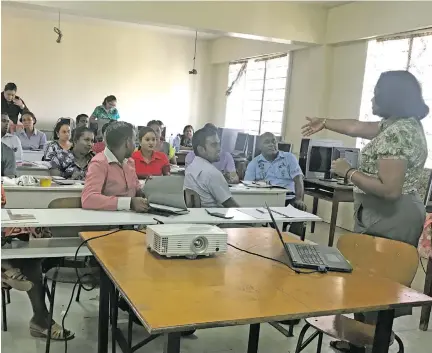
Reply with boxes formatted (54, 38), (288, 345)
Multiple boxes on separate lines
(1, 113), (23, 161)
(184, 127), (239, 208)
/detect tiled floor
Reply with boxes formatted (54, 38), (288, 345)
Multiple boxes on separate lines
(2, 222), (431, 353)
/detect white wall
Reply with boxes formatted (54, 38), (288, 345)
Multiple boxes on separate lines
(1, 8), (211, 133)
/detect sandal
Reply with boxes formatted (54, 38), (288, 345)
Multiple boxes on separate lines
(30, 321), (75, 341)
(1, 268), (33, 292)
(330, 341), (353, 352)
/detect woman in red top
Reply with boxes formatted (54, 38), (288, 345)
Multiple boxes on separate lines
(132, 127), (170, 179)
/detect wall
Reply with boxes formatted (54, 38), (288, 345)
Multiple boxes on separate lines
(327, 1), (432, 44)
(284, 41), (367, 230)
(1, 8), (211, 133)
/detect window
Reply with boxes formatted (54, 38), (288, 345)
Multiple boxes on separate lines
(358, 33), (432, 167)
(225, 55), (289, 136)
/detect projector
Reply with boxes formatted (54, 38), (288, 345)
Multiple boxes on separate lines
(146, 224), (228, 259)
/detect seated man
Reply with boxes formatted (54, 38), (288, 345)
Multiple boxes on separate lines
(1, 142), (16, 178)
(245, 132), (306, 210)
(81, 121), (148, 212)
(1, 113), (23, 161)
(185, 123), (239, 184)
(49, 126), (95, 180)
(184, 127), (239, 208)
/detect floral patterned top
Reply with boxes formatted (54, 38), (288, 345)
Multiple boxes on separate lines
(356, 117), (427, 194)
(49, 148), (95, 180)
(43, 141), (71, 161)
(91, 105), (120, 121)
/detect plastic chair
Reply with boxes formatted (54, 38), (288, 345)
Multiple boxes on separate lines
(184, 188), (201, 208)
(43, 197), (98, 353)
(294, 233), (419, 353)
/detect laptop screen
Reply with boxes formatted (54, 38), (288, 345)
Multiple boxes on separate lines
(265, 204), (292, 257)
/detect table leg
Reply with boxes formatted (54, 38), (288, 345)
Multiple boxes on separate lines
(372, 309), (395, 353)
(311, 197), (319, 233)
(98, 268), (111, 353)
(247, 323), (260, 353)
(110, 286), (118, 353)
(163, 332), (181, 353)
(328, 199), (339, 247)
(420, 257), (432, 331)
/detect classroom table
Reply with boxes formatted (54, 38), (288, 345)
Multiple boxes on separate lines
(1, 238), (92, 260)
(80, 228), (432, 353)
(15, 163), (50, 177)
(1, 207), (320, 228)
(22, 150), (45, 162)
(304, 178), (354, 246)
(2, 183), (287, 209)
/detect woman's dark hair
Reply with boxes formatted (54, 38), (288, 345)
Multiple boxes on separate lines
(4, 83), (17, 92)
(147, 120), (162, 128)
(102, 95), (117, 106)
(138, 126), (156, 142)
(76, 114), (89, 124)
(53, 120), (71, 141)
(20, 111), (37, 124)
(73, 126), (94, 143)
(374, 70), (429, 120)
(183, 125), (194, 135)
(203, 123), (217, 131)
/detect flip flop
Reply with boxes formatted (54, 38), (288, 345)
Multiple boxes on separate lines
(2, 268), (33, 292)
(30, 321), (75, 341)
(330, 341), (353, 352)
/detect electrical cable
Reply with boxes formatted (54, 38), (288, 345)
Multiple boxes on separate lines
(420, 257), (427, 274)
(54, 11), (63, 43)
(227, 243), (322, 275)
(62, 229), (122, 353)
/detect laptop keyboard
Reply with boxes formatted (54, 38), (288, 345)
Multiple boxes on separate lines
(294, 245), (326, 266)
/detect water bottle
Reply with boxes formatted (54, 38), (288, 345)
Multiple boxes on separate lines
(168, 134), (174, 145)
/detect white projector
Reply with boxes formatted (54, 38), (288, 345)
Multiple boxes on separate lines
(146, 224), (228, 259)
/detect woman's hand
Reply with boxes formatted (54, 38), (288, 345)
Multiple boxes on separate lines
(331, 158), (352, 177)
(301, 117), (325, 137)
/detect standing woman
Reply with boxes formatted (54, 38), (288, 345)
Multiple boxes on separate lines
(180, 125), (194, 149)
(91, 95), (120, 121)
(302, 70), (429, 247)
(132, 127), (170, 179)
(43, 121), (72, 161)
(147, 120), (177, 164)
(1, 82), (29, 126)
(16, 112), (47, 150)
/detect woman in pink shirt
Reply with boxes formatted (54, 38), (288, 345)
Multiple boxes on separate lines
(82, 121), (148, 212)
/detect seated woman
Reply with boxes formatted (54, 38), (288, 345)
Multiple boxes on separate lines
(132, 127), (170, 179)
(49, 126), (95, 180)
(180, 124), (194, 149)
(147, 120), (177, 164)
(43, 120), (72, 161)
(91, 95), (120, 121)
(15, 112), (47, 150)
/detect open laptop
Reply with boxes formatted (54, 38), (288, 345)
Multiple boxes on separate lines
(265, 204), (352, 273)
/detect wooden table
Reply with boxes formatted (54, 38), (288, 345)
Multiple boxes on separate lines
(304, 178), (354, 246)
(80, 228), (432, 353)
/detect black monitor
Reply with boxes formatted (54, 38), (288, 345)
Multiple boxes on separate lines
(234, 132), (248, 153)
(278, 142), (292, 152)
(309, 146), (333, 179)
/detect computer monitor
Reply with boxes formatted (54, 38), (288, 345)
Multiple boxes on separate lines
(278, 142), (292, 153)
(234, 133), (248, 154)
(219, 128), (243, 154)
(302, 139), (344, 178)
(307, 146), (333, 180)
(332, 147), (360, 169)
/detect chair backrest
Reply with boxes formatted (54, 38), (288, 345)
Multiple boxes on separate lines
(48, 197), (82, 209)
(184, 188), (201, 208)
(48, 197), (83, 238)
(337, 233), (419, 287)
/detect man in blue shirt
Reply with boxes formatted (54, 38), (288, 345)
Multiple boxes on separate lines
(245, 132), (306, 212)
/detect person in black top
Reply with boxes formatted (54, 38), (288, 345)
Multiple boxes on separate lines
(1, 142), (16, 177)
(1, 83), (29, 124)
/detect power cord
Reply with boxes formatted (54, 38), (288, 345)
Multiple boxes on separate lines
(420, 257), (428, 274)
(62, 229), (122, 353)
(227, 243), (325, 275)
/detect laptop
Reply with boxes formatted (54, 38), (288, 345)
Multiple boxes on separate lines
(265, 204), (352, 273)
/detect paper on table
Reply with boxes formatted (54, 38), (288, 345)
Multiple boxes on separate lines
(241, 181), (273, 188)
(235, 208), (269, 219)
(269, 205), (318, 219)
(2, 210), (39, 224)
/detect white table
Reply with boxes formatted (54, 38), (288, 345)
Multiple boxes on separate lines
(1, 207), (320, 228)
(229, 184), (286, 207)
(3, 183), (287, 209)
(22, 150), (45, 162)
(1, 238), (92, 260)
(16, 164), (50, 177)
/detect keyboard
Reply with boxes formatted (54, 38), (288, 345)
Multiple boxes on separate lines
(294, 245), (326, 266)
